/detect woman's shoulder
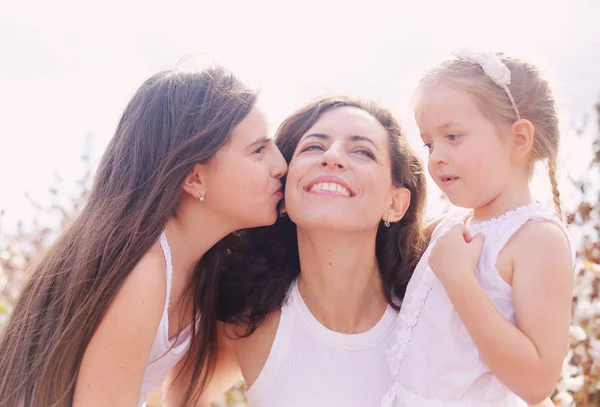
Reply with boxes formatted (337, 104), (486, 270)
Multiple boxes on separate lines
(130, 242), (168, 302)
(224, 309), (282, 388)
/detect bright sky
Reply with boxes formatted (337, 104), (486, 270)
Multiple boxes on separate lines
(1, 0), (599, 232)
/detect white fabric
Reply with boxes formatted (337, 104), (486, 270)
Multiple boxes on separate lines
(138, 231), (195, 407)
(14, 231), (195, 407)
(383, 203), (574, 407)
(245, 279), (398, 407)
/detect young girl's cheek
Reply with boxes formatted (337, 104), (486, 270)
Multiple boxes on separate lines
(460, 144), (485, 171)
(469, 155), (485, 172)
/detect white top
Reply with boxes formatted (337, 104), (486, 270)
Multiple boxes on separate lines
(138, 231), (195, 407)
(15, 232), (194, 407)
(246, 279), (398, 407)
(383, 203), (574, 407)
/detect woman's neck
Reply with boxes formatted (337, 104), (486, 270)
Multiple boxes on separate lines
(296, 228), (388, 334)
(163, 199), (236, 283)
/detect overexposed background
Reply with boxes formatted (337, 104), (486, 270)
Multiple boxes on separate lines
(1, 0), (599, 227)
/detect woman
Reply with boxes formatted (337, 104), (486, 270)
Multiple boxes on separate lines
(0, 65), (286, 407)
(166, 95), (426, 406)
(167, 95), (555, 407)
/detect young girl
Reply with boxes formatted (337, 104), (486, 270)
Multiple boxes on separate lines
(383, 50), (575, 406)
(0, 65), (287, 407)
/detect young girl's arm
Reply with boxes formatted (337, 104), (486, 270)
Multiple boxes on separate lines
(72, 250), (167, 407)
(429, 222), (573, 404)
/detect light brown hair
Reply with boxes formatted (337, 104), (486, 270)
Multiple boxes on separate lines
(418, 53), (563, 218)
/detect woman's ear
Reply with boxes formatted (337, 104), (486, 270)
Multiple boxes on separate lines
(383, 186), (411, 224)
(182, 164), (208, 200)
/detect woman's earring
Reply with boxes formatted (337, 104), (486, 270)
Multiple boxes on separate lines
(278, 201), (287, 218)
(384, 216), (390, 228)
(199, 195), (205, 202)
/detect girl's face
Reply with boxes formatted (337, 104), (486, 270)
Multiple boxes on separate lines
(416, 85), (514, 209)
(201, 105), (288, 229)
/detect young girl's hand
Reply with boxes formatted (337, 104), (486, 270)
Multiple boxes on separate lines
(428, 223), (485, 288)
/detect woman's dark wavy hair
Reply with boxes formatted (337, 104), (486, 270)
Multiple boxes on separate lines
(216, 96), (428, 333)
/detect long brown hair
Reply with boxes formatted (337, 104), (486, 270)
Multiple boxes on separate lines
(0, 66), (257, 406)
(217, 96), (428, 332)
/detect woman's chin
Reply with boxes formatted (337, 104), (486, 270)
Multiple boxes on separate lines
(292, 212), (375, 233)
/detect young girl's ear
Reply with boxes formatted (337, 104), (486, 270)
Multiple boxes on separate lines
(510, 119), (535, 162)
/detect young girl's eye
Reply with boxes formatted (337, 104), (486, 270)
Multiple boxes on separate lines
(423, 142), (433, 152)
(447, 133), (461, 141)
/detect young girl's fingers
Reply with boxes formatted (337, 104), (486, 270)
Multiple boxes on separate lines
(462, 227), (472, 243)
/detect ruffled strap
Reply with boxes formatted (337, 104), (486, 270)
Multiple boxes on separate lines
(386, 210), (463, 377)
(386, 266), (437, 376)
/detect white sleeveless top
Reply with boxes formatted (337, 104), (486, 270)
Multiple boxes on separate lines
(246, 279), (398, 407)
(15, 232), (194, 407)
(138, 231), (196, 407)
(383, 203), (574, 407)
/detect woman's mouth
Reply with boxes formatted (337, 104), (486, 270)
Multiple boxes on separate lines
(308, 182), (351, 197)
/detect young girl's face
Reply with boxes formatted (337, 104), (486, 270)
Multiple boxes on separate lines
(416, 85), (514, 209)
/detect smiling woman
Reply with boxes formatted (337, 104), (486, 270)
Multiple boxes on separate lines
(285, 106), (407, 232)
(162, 95), (429, 407)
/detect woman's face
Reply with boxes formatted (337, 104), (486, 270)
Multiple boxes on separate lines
(284, 107), (397, 232)
(202, 105), (287, 229)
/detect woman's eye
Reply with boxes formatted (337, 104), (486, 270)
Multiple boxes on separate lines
(355, 149), (375, 159)
(300, 144), (324, 153)
(253, 145), (266, 155)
